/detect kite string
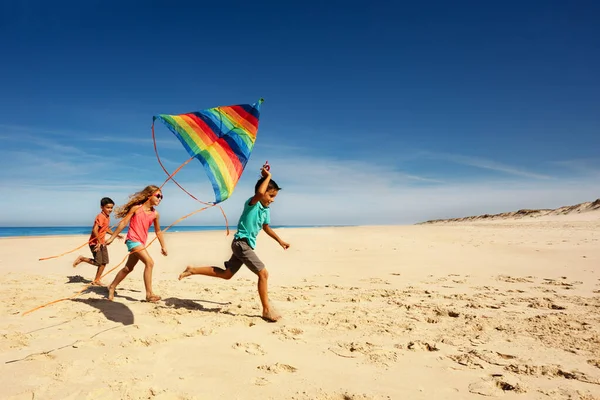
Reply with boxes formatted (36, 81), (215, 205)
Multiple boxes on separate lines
(23, 203), (215, 316)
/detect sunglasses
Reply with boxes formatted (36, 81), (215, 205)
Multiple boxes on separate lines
(154, 193), (163, 200)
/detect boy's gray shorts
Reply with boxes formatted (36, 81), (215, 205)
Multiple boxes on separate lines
(224, 238), (265, 275)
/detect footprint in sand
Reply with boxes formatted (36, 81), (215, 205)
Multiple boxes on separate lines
(468, 375), (526, 396)
(286, 293), (311, 302)
(506, 363), (600, 385)
(539, 388), (600, 399)
(587, 359), (600, 369)
(292, 390), (382, 400)
(428, 306), (460, 318)
(542, 278), (582, 289)
(448, 349), (518, 370)
(526, 298), (566, 310)
(328, 341), (364, 358)
(359, 277), (391, 285)
(272, 326), (304, 341)
(448, 353), (485, 369)
(406, 340), (439, 352)
(254, 377), (270, 386)
(233, 342), (265, 355)
(329, 341), (399, 366)
(496, 275), (533, 283)
(106, 354), (135, 367)
(257, 363), (297, 373)
(0, 331), (29, 350)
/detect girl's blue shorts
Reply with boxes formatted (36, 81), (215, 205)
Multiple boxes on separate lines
(125, 239), (142, 252)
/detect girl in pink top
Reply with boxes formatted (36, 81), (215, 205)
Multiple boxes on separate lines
(105, 185), (167, 303)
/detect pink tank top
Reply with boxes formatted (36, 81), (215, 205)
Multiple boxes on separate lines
(126, 206), (156, 244)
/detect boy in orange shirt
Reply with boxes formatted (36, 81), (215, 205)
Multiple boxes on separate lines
(73, 197), (122, 285)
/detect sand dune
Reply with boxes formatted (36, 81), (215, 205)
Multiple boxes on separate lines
(420, 198), (600, 224)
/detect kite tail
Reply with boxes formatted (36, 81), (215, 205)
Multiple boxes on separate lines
(161, 155), (195, 188)
(23, 203), (216, 316)
(218, 206), (230, 236)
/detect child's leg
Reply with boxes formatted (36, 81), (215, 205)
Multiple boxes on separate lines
(92, 245), (109, 285)
(93, 264), (106, 285)
(108, 252), (139, 300)
(179, 251), (241, 280)
(256, 268), (280, 322)
(231, 240), (280, 322)
(74, 245), (101, 268)
(178, 265), (235, 280)
(132, 247), (161, 302)
(73, 256), (98, 268)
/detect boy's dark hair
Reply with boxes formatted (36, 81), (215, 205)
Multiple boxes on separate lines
(101, 197), (115, 207)
(254, 178), (281, 193)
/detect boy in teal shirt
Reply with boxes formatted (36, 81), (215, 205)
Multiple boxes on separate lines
(179, 164), (290, 322)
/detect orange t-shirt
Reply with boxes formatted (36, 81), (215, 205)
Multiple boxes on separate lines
(89, 212), (110, 246)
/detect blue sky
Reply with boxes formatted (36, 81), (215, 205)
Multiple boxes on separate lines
(1, 1), (599, 226)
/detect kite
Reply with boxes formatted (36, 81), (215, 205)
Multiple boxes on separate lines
(152, 98), (264, 204)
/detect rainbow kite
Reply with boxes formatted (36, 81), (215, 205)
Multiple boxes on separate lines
(153, 99), (263, 203)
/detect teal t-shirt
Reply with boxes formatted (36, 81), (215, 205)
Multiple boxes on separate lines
(234, 197), (270, 249)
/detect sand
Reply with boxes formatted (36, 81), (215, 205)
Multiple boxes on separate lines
(1, 213), (599, 399)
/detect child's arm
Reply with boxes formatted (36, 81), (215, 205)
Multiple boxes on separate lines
(249, 165), (271, 206)
(91, 222), (101, 243)
(154, 212), (168, 256)
(263, 224), (290, 250)
(91, 221), (102, 250)
(106, 206), (139, 245)
(106, 228), (124, 240)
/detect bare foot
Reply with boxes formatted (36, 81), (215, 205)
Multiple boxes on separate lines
(107, 286), (116, 301)
(73, 256), (84, 268)
(178, 267), (193, 280)
(262, 308), (281, 323)
(91, 281), (105, 287)
(145, 294), (161, 303)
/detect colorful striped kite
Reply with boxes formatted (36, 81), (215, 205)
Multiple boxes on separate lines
(153, 99), (263, 203)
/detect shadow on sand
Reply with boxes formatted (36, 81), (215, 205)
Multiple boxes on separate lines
(161, 297), (232, 314)
(161, 297), (271, 321)
(71, 298), (134, 325)
(66, 275), (93, 284)
(66, 275), (141, 294)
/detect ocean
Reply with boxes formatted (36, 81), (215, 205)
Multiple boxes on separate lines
(0, 225), (316, 238)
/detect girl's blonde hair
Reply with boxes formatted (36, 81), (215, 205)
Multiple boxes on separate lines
(115, 185), (160, 218)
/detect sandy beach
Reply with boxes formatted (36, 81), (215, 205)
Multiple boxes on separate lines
(1, 214), (600, 399)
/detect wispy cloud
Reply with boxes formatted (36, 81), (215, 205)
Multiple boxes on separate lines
(87, 136), (181, 148)
(257, 142), (309, 152)
(261, 156), (442, 189)
(552, 158), (600, 177)
(0, 124), (79, 138)
(420, 152), (552, 180)
(0, 123), (179, 149)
